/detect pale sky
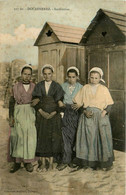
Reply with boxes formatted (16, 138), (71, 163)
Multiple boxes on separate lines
(0, 0), (125, 65)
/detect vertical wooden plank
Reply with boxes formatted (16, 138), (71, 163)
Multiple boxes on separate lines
(109, 51), (124, 90)
(50, 49), (57, 81)
(66, 47), (77, 68)
(76, 48), (80, 70)
(60, 44), (67, 81)
(107, 53), (110, 88)
(110, 90), (125, 151)
(77, 47), (86, 84)
(38, 47), (41, 81)
(80, 48), (86, 84)
(39, 49), (49, 81)
(56, 46), (65, 84)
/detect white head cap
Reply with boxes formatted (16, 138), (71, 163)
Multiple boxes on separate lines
(67, 66), (80, 76)
(41, 64), (54, 73)
(89, 67), (105, 83)
(20, 64), (32, 75)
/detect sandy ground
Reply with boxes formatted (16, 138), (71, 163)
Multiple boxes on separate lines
(0, 101), (125, 195)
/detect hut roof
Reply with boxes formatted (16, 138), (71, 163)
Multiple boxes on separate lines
(81, 9), (126, 43)
(34, 22), (85, 46)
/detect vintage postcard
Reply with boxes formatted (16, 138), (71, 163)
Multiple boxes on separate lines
(0, 0), (125, 194)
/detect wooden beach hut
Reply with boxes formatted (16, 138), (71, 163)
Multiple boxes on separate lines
(80, 9), (126, 151)
(34, 22), (85, 84)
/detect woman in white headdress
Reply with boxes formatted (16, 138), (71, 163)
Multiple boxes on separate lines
(9, 64), (37, 173)
(32, 64), (64, 171)
(57, 66), (83, 171)
(73, 67), (114, 170)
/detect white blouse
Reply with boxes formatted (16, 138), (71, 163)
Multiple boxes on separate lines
(73, 84), (114, 111)
(45, 81), (52, 95)
(23, 84), (30, 92)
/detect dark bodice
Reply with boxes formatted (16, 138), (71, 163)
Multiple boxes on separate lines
(40, 96), (58, 113)
(32, 80), (64, 112)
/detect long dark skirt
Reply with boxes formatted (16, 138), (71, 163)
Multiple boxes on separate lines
(62, 105), (79, 164)
(75, 107), (114, 168)
(35, 96), (63, 158)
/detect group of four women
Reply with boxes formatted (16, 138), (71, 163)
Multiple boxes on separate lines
(9, 64), (114, 173)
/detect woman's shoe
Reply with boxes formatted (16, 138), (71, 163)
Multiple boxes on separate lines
(37, 164), (47, 172)
(69, 166), (83, 173)
(10, 163), (21, 173)
(24, 163), (33, 172)
(68, 163), (78, 168)
(56, 163), (67, 171)
(102, 166), (113, 171)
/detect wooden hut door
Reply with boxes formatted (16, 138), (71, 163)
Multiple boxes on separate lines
(87, 50), (125, 151)
(38, 48), (59, 82)
(108, 50), (125, 151)
(87, 52), (108, 85)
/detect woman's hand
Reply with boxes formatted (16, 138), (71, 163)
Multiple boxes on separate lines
(38, 109), (56, 119)
(38, 109), (50, 119)
(58, 101), (65, 108)
(84, 110), (93, 118)
(9, 116), (14, 127)
(31, 98), (40, 106)
(71, 103), (80, 111)
(48, 111), (57, 119)
(101, 110), (107, 118)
